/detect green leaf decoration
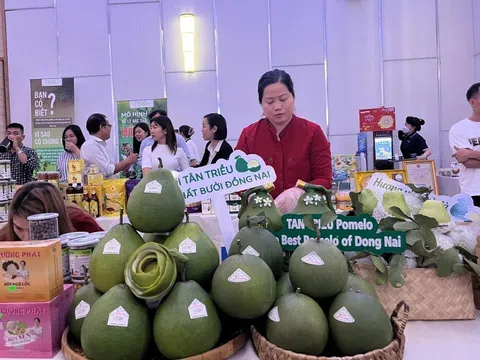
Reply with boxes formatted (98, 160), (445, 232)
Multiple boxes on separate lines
(413, 214), (439, 229)
(412, 239), (442, 258)
(436, 248), (460, 277)
(454, 246), (478, 262)
(247, 214), (267, 227)
(389, 206), (414, 221)
(464, 258), (480, 278)
(349, 191), (363, 215)
(321, 211), (337, 228)
(347, 251), (371, 262)
(375, 267), (389, 285)
(389, 254), (406, 287)
(303, 214), (315, 232)
(371, 255), (387, 273)
(379, 217), (403, 231)
(453, 264), (470, 274)
(406, 230), (423, 246)
(419, 228), (437, 250)
(421, 256), (437, 268)
(393, 221), (419, 232)
(406, 184), (433, 195)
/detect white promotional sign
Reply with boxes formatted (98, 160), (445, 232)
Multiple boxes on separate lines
(366, 172), (413, 197)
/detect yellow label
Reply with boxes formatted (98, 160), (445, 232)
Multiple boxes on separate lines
(66, 194), (75, 203)
(90, 201), (99, 217)
(74, 194), (83, 205)
(82, 201), (90, 213)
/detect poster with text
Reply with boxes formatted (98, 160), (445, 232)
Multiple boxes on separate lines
(117, 99), (167, 177)
(30, 78), (74, 171)
(359, 106), (396, 132)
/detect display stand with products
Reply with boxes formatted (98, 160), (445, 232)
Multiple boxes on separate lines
(0, 160), (16, 223)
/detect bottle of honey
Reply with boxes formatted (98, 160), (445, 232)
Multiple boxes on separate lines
(90, 190), (100, 218)
(66, 183), (75, 203)
(82, 190), (90, 214)
(74, 183), (83, 206)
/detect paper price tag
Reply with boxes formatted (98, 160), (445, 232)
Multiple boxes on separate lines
(179, 238), (197, 254)
(188, 298), (208, 319)
(107, 306), (129, 327)
(103, 238), (121, 255)
(301, 251), (325, 266)
(75, 300), (90, 320)
(242, 245), (260, 257)
(333, 307), (355, 323)
(227, 268), (251, 283)
(268, 306), (280, 322)
(145, 180), (163, 194)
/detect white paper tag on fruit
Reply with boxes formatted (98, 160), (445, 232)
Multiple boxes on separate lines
(242, 245), (260, 257)
(75, 300), (90, 320)
(144, 180), (163, 194)
(179, 238), (197, 254)
(107, 306), (129, 327)
(301, 251), (325, 266)
(333, 307), (355, 323)
(188, 298), (208, 319)
(228, 268), (251, 283)
(268, 306), (280, 322)
(103, 238), (121, 255)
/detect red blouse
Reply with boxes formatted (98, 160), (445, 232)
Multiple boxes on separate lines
(68, 206), (104, 233)
(236, 115), (332, 199)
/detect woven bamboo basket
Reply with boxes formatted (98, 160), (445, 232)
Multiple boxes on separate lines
(252, 301), (408, 360)
(61, 327), (249, 360)
(355, 264), (476, 320)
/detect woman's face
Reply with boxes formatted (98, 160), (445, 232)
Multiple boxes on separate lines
(405, 123), (414, 132)
(64, 129), (77, 146)
(134, 127), (148, 142)
(201, 118), (216, 141)
(13, 216), (29, 242)
(150, 122), (166, 142)
(34, 319), (40, 326)
(6, 264), (17, 276)
(20, 262), (25, 269)
(261, 82), (294, 126)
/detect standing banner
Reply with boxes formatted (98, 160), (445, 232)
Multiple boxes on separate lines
(30, 78), (74, 170)
(116, 99), (167, 176)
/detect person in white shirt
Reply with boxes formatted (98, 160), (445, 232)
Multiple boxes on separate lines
(142, 116), (189, 175)
(449, 82), (480, 207)
(178, 125), (200, 167)
(81, 113), (138, 178)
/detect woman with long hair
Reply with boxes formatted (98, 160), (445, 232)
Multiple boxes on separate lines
(142, 116), (189, 175)
(133, 122), (150, 155)
(0, 182), (102, 241)
(179, 125), (199, 167)
(57, 125), (86, 183)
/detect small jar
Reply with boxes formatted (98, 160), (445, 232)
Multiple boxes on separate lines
(27, 213), (59, 240)
(89, 231), (107, 240)
(68, 236), (100, 284)
(0, 201), (8, 222)
(59, 231), (89, 283)
(8, 180), (15, 200)
(0, 181), (8, 201)
(0, 160), (10, 180)
(37, 172), (48, 181)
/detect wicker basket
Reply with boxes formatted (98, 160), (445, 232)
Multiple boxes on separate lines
(252, 301), (408, 360)
(61, 327), (249, 360)
(355, 264), (476, 320)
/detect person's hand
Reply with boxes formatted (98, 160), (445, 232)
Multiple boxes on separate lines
(126, 153), (138, 165)
(417, 154), (427, 160)
(65, 141), (80, 155)
(453, 146), (472, 164)
(10, 137), (19, 152)
(274, 187), (305, 214)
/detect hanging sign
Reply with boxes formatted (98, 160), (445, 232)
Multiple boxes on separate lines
(359, 106), (396, 132)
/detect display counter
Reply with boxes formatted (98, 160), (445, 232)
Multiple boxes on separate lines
(437, 175), (461, 198)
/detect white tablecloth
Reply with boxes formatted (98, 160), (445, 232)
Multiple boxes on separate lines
(2, 312), (479, 360)
(437, 175), (461, 197)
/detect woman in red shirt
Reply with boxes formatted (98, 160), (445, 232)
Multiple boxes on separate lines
(236, 69), (332, 212)
(0, 182), (102, 241)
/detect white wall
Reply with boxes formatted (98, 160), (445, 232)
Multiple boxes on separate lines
(4, 0), (478, 167)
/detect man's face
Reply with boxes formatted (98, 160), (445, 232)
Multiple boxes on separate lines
(100, 120), (112, 140)
(469, 92), (480, 114)
(6, 128), (24, 144)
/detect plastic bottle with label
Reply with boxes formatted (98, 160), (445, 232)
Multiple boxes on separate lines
(74, 183), (83, 205)
(82, 190), (90, 214)
(66, 183), (75, 203)
(90, 191), (99, 218)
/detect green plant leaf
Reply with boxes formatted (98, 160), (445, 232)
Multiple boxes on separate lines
(406, 184), (433, 195)
(247, 214), (267, 227)
(413, 214), (439, 229)
(454, 246), (478, 262)
(436, 248), (460, 277)
(419, 228), (437, 250)
(375, 267), (388, 285)
(349, 191), (363, 215)
(453, 264), (470, 274)
(347, 251), (371, 262)
(412, 239), (442, 258)
(371, 255), (387, 273)
(406, 230), (423, 246)
(464, 258), (480, 278)
(389, 254), (406, 287)
(389, 206), (413, 221)
(379, 217), (403, 231)
(393, 221), (419, 232)
(321, 211), (337, 228)
(303, 214), (315, 232)
(421, 256), (437, 268)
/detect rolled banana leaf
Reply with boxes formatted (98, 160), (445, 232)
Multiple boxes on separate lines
(124, 242), (187, 302)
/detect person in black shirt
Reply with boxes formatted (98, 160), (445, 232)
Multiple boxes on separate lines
(398, 116), (431, 160)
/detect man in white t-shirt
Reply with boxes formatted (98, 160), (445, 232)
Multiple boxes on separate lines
(449, 83), (480, 207)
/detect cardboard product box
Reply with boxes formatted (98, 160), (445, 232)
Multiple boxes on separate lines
(67, 172), (83, 185)
(87, 173), (104, 186)
(229, 203), (241, 213)
(68, 160), (84, 174)
(0, 284), (74, 358)
(229, 193), (241, 201)
(0, 240), (63, 302)
(84, 185), (105, 217)
(103, 179), (127, 217)
(201, 201), (214, 215)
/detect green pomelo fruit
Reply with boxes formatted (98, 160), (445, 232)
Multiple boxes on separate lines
(419, 200), (450, 224)
(80, 284), (151, 360)
(143, 233), (168, 244)
(266, 290), (329, 355)
(289, 239), (348, 299)
(382, 191), (410, 218)
(276, 272), (294, 299)
(343, 273), (377, 298)
(67, 283), (103, 341)
(228, 226), (283, 279)
(358, 189), (378, 216)
(329, 291), (393, 356)
(211, 254), (276, 319)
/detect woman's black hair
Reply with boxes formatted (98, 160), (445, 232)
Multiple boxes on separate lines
(257, 69), (295, 104)
(20, 261), (26, 266)
(179, 125), (194, 140)
(406, 116), (425, 132)
(34, 318), (40, 323)
(2, 261), (19, 272)
(150, 116), (177, 154)
(62, 125), (86, 151)
(204, 113), (227, 140)
(133, 122), (150, 154)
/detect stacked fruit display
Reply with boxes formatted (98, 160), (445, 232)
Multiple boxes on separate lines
(66, 164), (398, 359)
